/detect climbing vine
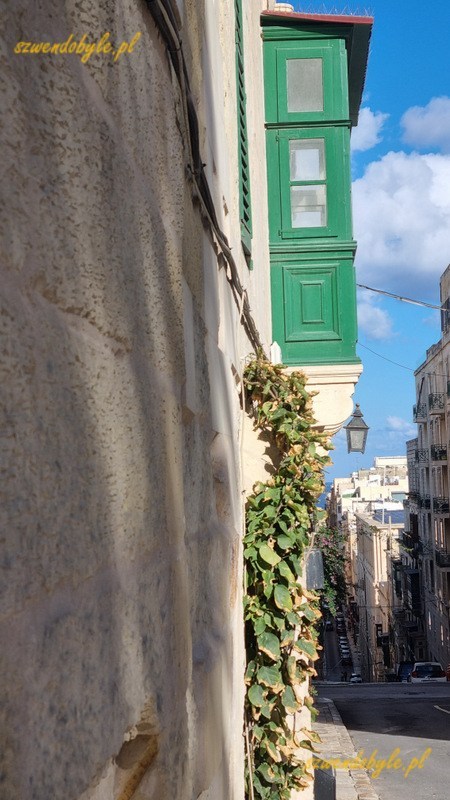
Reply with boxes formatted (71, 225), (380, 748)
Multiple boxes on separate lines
(314, 526), (348, 617)
(243, 357), (332, 800)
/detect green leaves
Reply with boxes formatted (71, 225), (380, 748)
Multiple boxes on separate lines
(258, 763), (279, 784)
(276, 534), (294, 551)
(257, 665), (284, 693)
(265, 740), (281, 763)
(314, 525), (348, 615)
(248, 684), (265, 707)
(295, 638), (318, 660)
(274, 584), (292, 612)
(243, 356), (327, 800)
(281, 685), (299, 714)
(257, 631), (280, 661)
(259, 544), (281, 566)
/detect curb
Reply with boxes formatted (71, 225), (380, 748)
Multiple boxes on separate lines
(312, 698), (381, 800)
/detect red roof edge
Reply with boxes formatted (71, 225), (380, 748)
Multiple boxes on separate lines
(261, 10), (373, 26)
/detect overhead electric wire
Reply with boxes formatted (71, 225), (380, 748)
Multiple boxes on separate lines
(358, 342), (450, 380)
(357, 283), (442, 311)
(358, 342), (415, 371)
(357, 284), (450, 376)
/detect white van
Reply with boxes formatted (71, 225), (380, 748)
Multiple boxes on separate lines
(410, 662), (446, 683)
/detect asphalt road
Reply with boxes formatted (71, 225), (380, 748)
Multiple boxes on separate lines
(322, 625), (358, 681)
(317, 683), (450, 800)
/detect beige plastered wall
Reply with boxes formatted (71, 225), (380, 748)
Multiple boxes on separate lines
(0, 2), (272, 799)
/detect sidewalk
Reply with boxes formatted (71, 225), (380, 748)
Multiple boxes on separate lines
(312, 696), (381, 800)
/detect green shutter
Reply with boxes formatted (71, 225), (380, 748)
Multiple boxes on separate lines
(235, 0), (252, 262)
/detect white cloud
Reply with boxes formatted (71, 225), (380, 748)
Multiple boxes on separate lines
(401, 96), (450, 153)
(352, 150), (450, 296)
(423, 310), (441, 329)
(386, 416), (417, 439)
(357, 296), (394, 340)
(351, 107), (389, 152)
(365, 417), (417, 455)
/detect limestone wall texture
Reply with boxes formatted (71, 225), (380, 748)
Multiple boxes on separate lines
(0, 1), (271, 798)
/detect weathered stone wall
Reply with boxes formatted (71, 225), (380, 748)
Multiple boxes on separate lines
(0, 1), (271, 798)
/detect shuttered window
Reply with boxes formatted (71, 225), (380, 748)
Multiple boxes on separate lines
(235, 0), (252, 262)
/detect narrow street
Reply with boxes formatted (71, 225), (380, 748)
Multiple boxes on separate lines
(317, 683), (450, 800)
(322, 625), (359, 682)
(314, 616), (450, 800)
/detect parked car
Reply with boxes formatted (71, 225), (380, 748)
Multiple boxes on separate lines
(349, 673), (362, 683)
(341, 655), (352, 666)
(397, 661), (414, 683)
(325, 620), (334, 631)
(409, 662), (446, 683)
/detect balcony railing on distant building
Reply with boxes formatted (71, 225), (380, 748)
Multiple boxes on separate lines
(428, 393), (445, 413)
(413, 403), (427, 421)
(402, 531), (422, 558)
(433, 497), (450, 514)
(435, 549), (450, 568)
(419, 494), (431, 510)
(415, 448), (428, 462)
(392, 559), (403, 596)
(431, 444), (447, 461)
(413, 540), (423, 556)
(404, 568), (421, 614)
(402, 531), (413, 549)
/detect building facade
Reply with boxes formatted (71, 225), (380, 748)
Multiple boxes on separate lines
(0, 2), (371, 798)
(408, 264), (450, 669)
(327, 458), (411, 680)
(262, 8), (372, 433)
(354, 510), (404, 682)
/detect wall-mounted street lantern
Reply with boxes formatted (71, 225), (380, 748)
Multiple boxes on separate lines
(344, 403), (369, 453)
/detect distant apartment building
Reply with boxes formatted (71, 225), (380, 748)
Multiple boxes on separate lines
(327, 458), (410, 680)
(354, 509), (405, 681)
(407, 264), (450, 669)
(327, 458), (408, 592)
(328, 457), (408, 527)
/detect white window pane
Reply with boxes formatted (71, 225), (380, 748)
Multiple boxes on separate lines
(291, 186), (327, 228)
(290, 139), (325, 181)
(287, 58), (323, 113)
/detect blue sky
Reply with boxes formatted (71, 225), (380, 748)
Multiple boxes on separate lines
(292, 1), (450, 480)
